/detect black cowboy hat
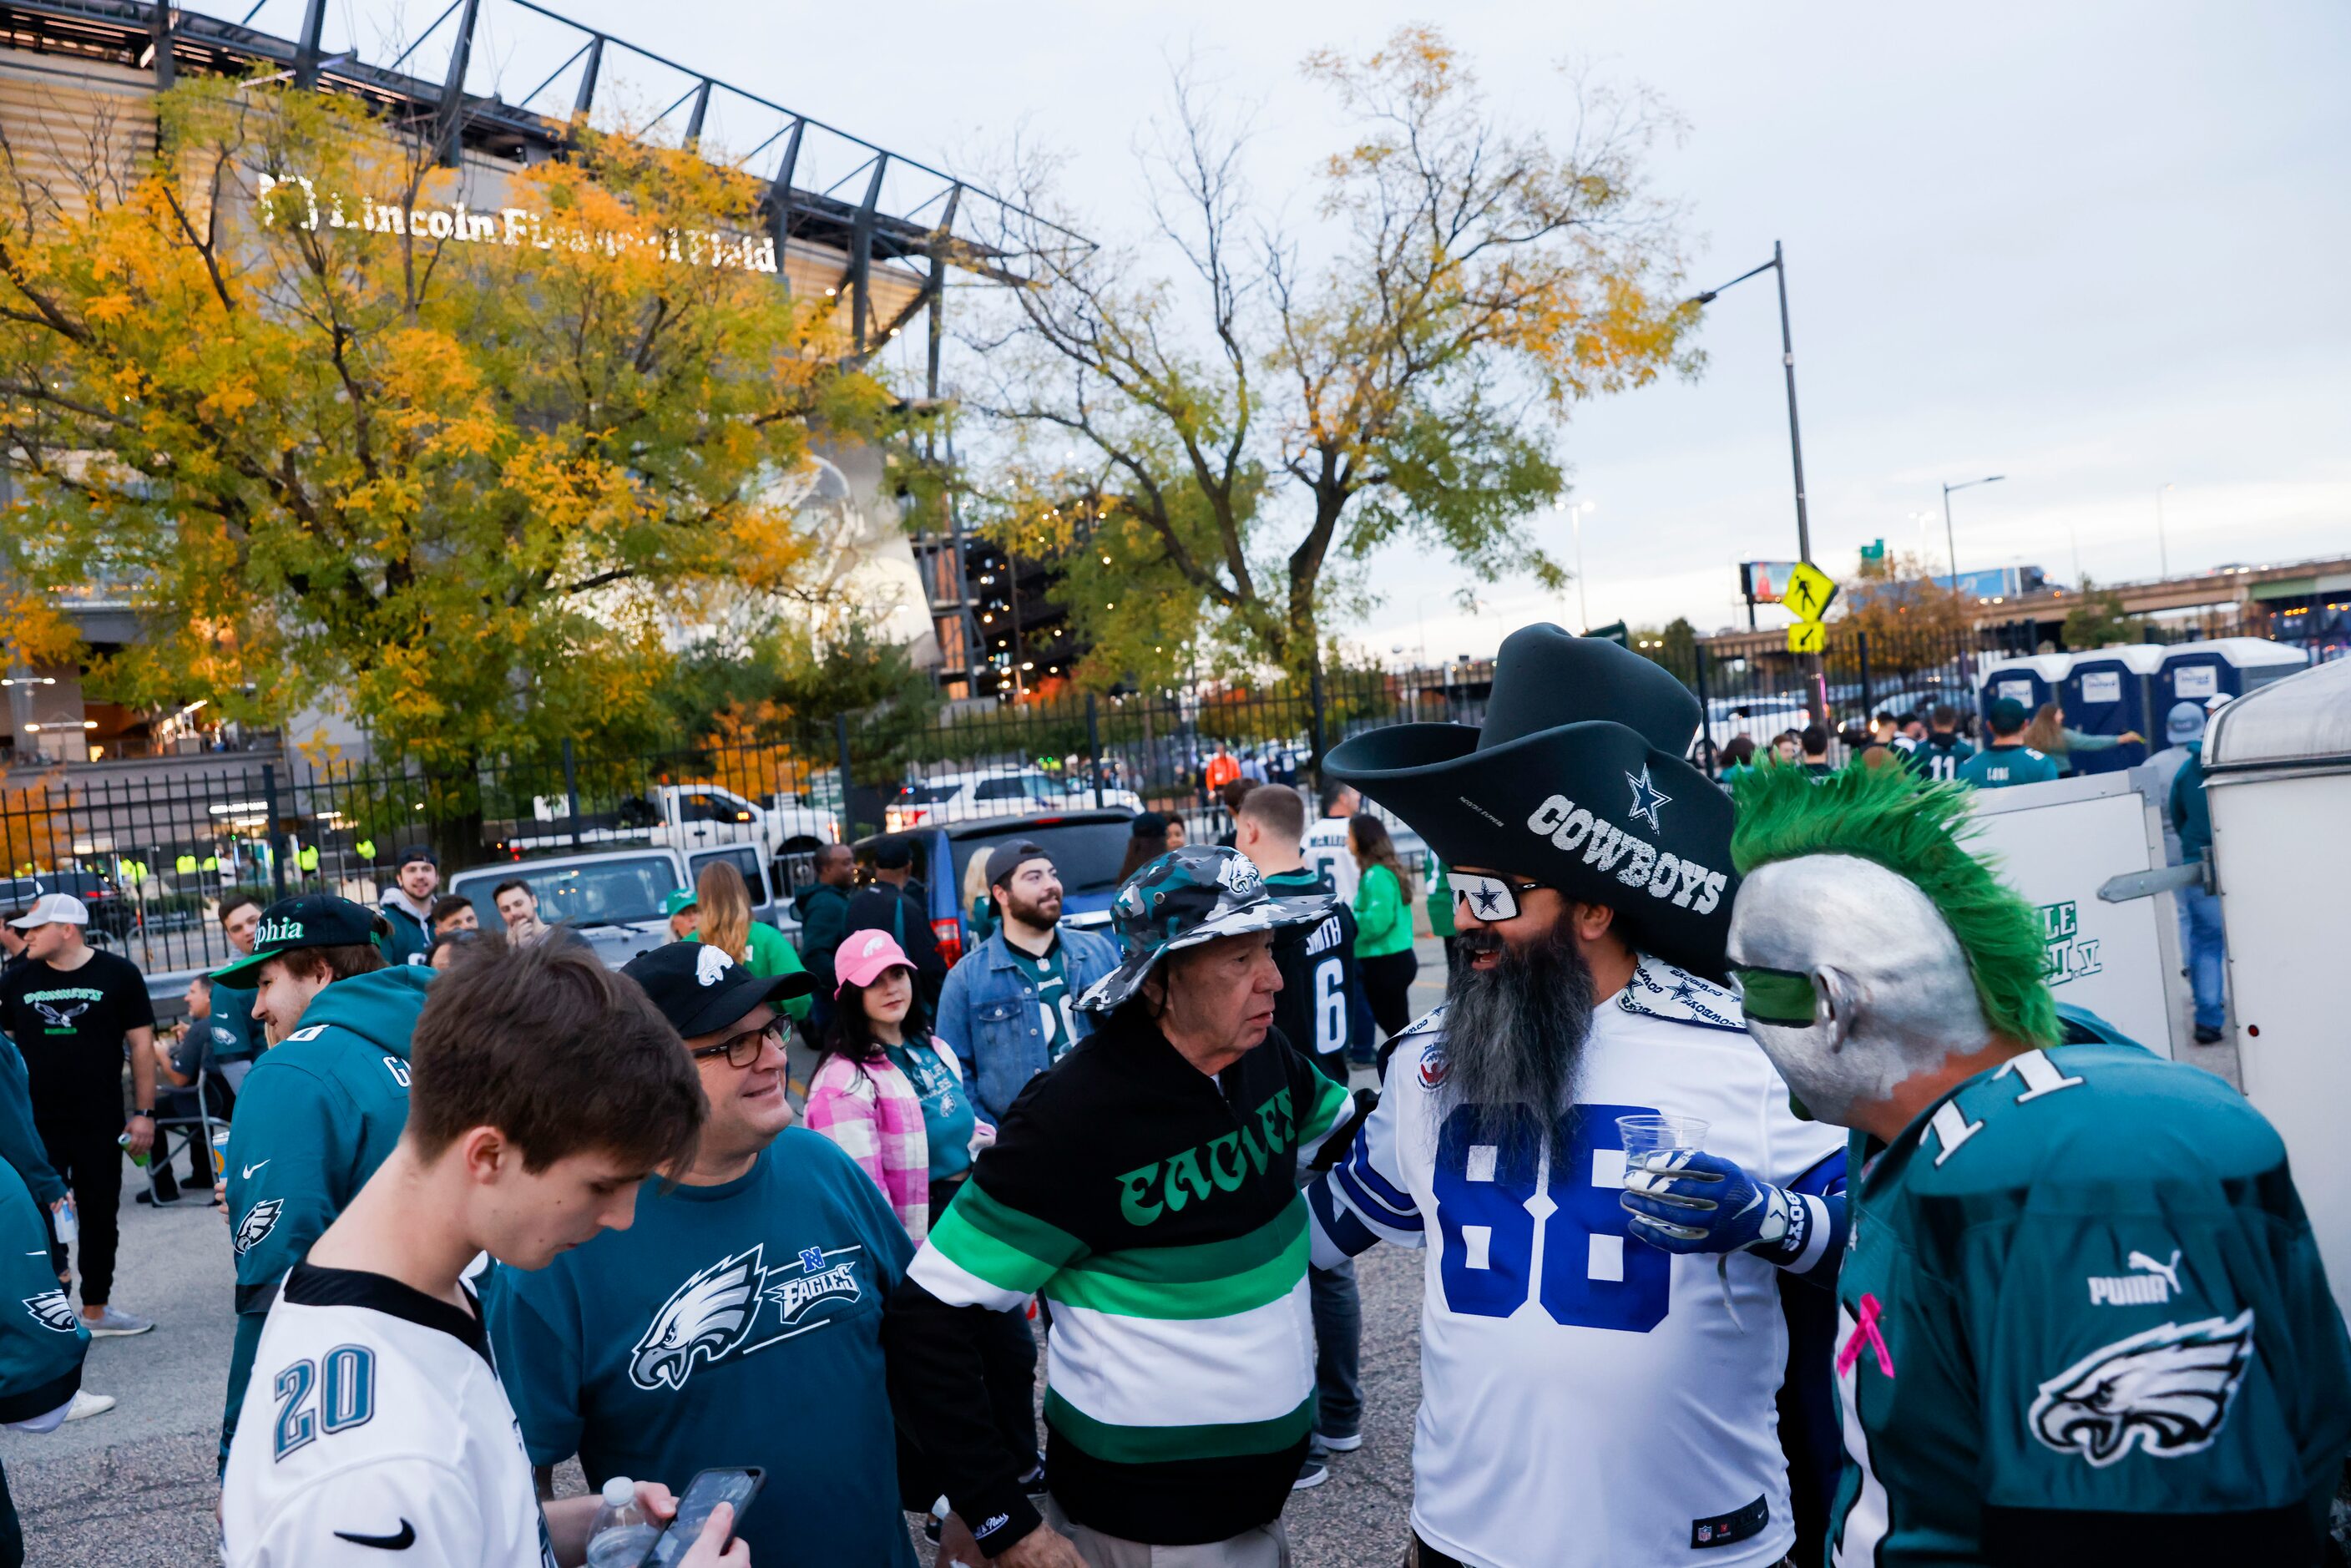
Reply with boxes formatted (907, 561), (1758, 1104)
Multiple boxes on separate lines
(1323, 624), (1737, 976)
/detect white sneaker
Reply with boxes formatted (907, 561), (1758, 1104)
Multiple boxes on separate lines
(82, 1306), (153, 1337)
(63, 1389), (115, 1421)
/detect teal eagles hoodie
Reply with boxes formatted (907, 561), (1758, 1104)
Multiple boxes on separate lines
(219, 965), (432, 1463)
(0, 1153), (84, 1422)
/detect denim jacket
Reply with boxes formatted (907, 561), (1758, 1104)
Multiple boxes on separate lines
(935, 924), (1120, 1123)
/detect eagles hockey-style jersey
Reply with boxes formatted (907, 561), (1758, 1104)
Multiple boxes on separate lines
(222, 1262), (555, 1568)
(1830, 1041), (2351, 1566)
(1309, 958), (1843, 1568)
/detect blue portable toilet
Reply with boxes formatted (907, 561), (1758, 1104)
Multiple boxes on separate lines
(2057, 645), (2166, 774)
(1978, 653), (2071, 731)
(2156, 637), (2308, 713)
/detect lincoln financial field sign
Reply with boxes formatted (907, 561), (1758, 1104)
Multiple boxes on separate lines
(254, 170), (781, 275)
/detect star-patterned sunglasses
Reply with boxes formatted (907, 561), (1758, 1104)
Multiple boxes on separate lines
(1451, 873), (1549, 923)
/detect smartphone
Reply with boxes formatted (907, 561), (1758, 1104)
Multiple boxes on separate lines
(640, 1468), (765, 1568)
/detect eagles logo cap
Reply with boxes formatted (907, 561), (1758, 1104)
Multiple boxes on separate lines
(622, 939), (813, 1039)
(211, 894), (387, 984)
(8, 893), (88, 928)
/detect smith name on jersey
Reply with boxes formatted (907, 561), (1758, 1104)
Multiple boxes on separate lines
(1829, 1040), (2351, 1567)
(1308, 958), (1843, 1568)
(222, 1262), (556, 1568)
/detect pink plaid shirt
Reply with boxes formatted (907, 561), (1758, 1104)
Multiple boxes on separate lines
(804, 1040), (958, 1241)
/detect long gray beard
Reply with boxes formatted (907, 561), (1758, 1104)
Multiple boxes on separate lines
(1437, 924), (1598, 1150)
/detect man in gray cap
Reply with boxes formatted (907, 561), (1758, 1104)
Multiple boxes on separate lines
(886, 845), (1352, 1568)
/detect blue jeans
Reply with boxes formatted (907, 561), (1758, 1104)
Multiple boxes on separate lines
(2179, 883), (2227, 1032)
(1309, 1260), (1362, 1439)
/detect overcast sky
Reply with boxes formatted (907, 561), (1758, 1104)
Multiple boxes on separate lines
(283, 0), (2351, 658)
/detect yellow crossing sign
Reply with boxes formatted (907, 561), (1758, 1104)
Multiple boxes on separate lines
(1783, 561), (1838, 623)
(1787, 620), (1827, 655)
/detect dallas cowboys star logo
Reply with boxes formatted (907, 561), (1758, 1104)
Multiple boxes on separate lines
(1466, 881), (1508, 918)
(1625, 766), (1672, 831)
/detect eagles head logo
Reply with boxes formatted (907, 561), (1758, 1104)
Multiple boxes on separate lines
(33, 1000), (88, 1031)
(232, 1197), (284, 1257)
(2029, 1310), (2255, 1466)
(1215, 856), (1262, 899)
(630, 1246), (769, 1392)
(22, 1291), (78, 1333)
(695, 945), (735, 987)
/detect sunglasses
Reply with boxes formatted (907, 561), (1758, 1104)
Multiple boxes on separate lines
(690, 1019), (785, 1068)
(1451, 873), (1548, 923)
(1730, 966), (1818, 1027)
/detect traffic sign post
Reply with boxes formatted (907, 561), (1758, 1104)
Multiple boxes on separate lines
(1783, 561), (1838, 623)
(1787, 621), (1826, 655)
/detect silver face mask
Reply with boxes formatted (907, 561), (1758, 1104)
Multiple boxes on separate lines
(1724, 854), (1994, 1128)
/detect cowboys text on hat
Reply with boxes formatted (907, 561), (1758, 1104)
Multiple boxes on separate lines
(1526, 795), (1727, 914)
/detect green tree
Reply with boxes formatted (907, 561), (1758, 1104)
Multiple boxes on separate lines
(962, 28), (1694, 683)
(0, 79), (892, 773)
(2060, 579), (2146, 650)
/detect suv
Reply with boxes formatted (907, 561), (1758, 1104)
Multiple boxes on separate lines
(885, 770), (1144, 832)
(0, 870), (136, 943)
(855, 808), (1135, 969)
(448, 842), (795, 970)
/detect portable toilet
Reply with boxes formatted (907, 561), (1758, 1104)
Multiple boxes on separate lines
(2056, 645), (2165, 774)
(2155, 637), (2308, 716)
(1978, 653), (2071, 730)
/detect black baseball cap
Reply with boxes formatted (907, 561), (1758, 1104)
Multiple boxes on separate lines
(872, 836), (915, 871)
(397, 845), (439, 870)
(622, 942), (813, 1039)
(213, 894), (389, 985)
(984, 840), (1052, 890)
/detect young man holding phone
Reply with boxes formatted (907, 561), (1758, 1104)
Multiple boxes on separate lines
(220, 941), (743, 1568)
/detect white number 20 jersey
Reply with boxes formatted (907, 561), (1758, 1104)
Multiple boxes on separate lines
(1309, 959), (1843, 1568)
(223, 1262), (556, 1568)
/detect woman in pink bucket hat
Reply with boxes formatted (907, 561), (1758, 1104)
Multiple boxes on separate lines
(803, 929), (993, 1239)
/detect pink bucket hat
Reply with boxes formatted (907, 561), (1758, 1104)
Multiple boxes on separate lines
(835, 928), (915, 994)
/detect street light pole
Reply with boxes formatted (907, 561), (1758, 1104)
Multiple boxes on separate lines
(1570, 500), (1593, 632)
(1940, 473), (2005, 585)
(2157, 482), (2175, 579)
(1691, 240), (1812, 564)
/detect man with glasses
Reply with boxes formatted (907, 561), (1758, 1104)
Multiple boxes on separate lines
(1303, 626), (1843, 1568)
(487, 939), (922, 1567)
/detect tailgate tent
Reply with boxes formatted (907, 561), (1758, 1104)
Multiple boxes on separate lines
(2156, 638), (2308, 713)
(1978, 653), (2072, 728)
(2057, 645), (2166, 775)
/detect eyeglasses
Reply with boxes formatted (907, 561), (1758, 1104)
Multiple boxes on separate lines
(1451, 873), (1548, 923)
(690, 1019), (784, 1068)
(1729, 966), (1818, 1027)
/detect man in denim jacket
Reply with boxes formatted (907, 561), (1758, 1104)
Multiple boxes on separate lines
(935, 841), (1119, 1124)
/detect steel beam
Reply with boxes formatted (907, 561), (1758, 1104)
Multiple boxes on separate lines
(291, 0), (326, 88)
(763, 118), (803, 254)
(149, 0), (173, 89)
(682, 78), (712, 149)
(848, 154), (887, 355)
(436, 0), (482, 166)
(570, 33), (603, 119)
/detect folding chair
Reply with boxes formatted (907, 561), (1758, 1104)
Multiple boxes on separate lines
(144, 1075), (229, 1205)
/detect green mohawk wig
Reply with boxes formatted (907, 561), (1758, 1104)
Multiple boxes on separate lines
(1730, 762), (2060, 1050)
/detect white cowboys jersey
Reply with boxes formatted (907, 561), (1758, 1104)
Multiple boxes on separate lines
(223, 1262), (556, 1568)
(1312, 958), (1843, 1568)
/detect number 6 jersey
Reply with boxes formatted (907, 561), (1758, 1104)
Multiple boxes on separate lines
(222, 1262), (555, 1568)
(1308, 958), (1841, 1568)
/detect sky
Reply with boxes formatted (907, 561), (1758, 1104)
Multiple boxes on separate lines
(263, 0), (2351, 660)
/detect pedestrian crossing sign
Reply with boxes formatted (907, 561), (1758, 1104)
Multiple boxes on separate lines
(1787, 620), (1827, 654)
(1784, 561), (1838, 623)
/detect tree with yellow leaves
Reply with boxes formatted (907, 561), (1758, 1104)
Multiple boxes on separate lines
(960, 27), (1695, 682)
(0, 78), (892, 771)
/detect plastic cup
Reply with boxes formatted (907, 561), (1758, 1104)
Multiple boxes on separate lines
(1615, 1114), (1708, 1176)
(210, 1128), (232, 1182)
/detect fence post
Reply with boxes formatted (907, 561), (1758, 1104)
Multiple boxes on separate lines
(562, 738), (581, 851)
(1691, 644), (1714, 772)
(835, 712), (855, 837)
(1309, 662), (1328, 781)
(1856, 632), (1873, 725)
(1084, 693), (1104, 808)
(263, 762), (287, 901)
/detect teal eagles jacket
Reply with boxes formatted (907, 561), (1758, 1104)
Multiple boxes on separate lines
(0, 1153), (83, 1423)
(207, 982), (262, 1065)
(0, 1032), (65, 1206)
(218, 965), (432, 1462)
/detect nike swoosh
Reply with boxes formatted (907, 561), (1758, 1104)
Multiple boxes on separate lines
(333, 1520), (415, 1550)
(241, 1161), (269, 1180)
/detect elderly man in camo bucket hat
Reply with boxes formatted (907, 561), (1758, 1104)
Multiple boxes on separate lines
(885, 843), (1359, 1567)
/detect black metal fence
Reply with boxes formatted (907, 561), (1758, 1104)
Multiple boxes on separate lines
(2, 607), (2326, 980)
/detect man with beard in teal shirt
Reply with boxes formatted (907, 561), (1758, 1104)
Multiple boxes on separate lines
(488, 940), (918, 1568)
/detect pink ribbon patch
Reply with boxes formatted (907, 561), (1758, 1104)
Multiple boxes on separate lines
(1837, 1292), (1895, 1379)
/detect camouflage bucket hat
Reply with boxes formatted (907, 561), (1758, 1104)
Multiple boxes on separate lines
(1076, 844), (1333, 1015)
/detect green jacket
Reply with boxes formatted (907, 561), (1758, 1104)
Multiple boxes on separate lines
(2170, 741), (2213, 862)
(220, 964), (432, 1463)
(688, 924), (811, 1020)
(1424, 862), (1456, 938)
(0, 1154), (83, 1423)
(207, 981), (262, 1065)
(1352, 862), (1413, 959)
(793, 881), (854, 994)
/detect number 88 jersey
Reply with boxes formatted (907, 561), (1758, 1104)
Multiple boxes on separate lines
(1309, 959), (1843, 1568)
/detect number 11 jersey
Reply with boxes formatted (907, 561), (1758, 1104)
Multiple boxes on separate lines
(1311, 958), (1842, 1568)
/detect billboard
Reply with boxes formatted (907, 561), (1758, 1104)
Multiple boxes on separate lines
(1739, 561), (1807, 605)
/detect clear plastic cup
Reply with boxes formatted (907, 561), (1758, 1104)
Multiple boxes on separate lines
(1615, 1114), (1708, 1176)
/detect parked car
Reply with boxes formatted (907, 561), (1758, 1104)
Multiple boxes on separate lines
(0, 869), (136, 943)
(500, 782), (832, 858)
(448, 842), (795, 970)
(854, 808), (1137, 969)
(884, 770), (1143, 832)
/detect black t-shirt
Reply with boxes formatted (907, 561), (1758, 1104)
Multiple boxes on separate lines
(1263, 867), (1360, 1085)
(0, 950), (155, 1128)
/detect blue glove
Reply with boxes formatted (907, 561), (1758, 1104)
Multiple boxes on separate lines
(1620, 1150), (1818, 1267)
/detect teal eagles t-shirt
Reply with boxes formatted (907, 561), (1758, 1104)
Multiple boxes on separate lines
(1958, 744), (2062, 789)
(886, 1039), (979, 1180)
(1011, 939), (1079, 1064)
(486, 1129), (918, 1568)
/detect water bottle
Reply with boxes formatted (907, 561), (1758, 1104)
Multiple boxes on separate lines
(584, 1477), (658, 1568)
(50, 1197), (76, 1246)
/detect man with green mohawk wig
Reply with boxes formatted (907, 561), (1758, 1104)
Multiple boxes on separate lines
(1623, 762), (2351, 1567)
